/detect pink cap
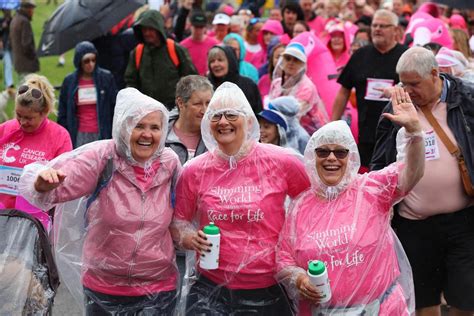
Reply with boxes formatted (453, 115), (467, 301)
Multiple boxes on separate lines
(222, 5), (234, 16)
(449, 14), (467, 31)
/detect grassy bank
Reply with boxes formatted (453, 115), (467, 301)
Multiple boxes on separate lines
(2, 0), (74, 119)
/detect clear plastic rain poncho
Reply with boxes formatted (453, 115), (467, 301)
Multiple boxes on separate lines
(0, 210), (59, 315)
(172, 82), (311, 315)
(276, 121), (415, 315)
(268, 44), (329, 135)
(268, 95), (310, 154)
(18, 88), (181, 314)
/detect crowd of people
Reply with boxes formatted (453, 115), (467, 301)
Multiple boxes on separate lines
(1, 0), (474, 315)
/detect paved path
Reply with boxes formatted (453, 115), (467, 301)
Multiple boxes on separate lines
(53, 284), (82, 315)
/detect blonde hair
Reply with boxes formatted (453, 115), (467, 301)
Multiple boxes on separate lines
(450, 28), (472, 59)
(17, 74), (56, 115)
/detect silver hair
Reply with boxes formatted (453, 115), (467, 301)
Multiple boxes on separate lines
(175, 75), (213, 104)
(373, 9), (399, 26)
(208, 46), (226, 61)
(396, 46), (439, 78)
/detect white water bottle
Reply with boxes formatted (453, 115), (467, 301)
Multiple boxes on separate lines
(199, 222), (220, 270)
(308, 260), (331, 303)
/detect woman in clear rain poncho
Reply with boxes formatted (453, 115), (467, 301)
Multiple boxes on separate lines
(171, 82), (310, 315)
(276, 86), (425, 315)
(268, 42), (328, 135)
(19, 88), (181, 315)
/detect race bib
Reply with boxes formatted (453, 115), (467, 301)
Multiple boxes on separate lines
(78, 86), (97, 104)
(0, 165), (22, 196)
(424, 130), (440, 161)
(365, 78), (394, 101)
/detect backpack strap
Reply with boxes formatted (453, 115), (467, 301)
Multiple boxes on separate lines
(86, 157), (114, 210)
(166, 38), (180, 67)
(135, 43), (144, 69)
(134, 40), (180, 69)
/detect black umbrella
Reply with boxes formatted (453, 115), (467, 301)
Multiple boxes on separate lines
(38, 0), (145, 56)
(431, 0), (474, 9)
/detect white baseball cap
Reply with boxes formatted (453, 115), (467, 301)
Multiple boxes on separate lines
(283, 42), (307, 63)
(213, 13), (231, 25)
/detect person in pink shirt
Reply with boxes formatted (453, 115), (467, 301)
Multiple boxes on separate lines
(250, 19), (284, 70)
(171, 82), (310, 315)
(268, 42), (328, 135)
(181, 11), (219, 76)
(18, 88), (181, 315)
(58, 41), (117, 148)
(326, 23), (352, 72)
(209, 13), (230, 43)
(243, 18), (263, 65)
(0, 74), (72, 228)
(276, 86), (425, 315)
(258, 42), (286, 99)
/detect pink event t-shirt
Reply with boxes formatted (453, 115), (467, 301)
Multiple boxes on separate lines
(277, 163), (408, 315)
(175, 143), (310, 289)
(76, 77), (99, 133)
(0, 119), (73, 209)
(180, 36), (219, 76)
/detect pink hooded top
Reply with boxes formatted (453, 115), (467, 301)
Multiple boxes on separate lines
(173, 82), (310, 290)
(19, 88), (181, 297)
(249, 20), (284, 70)
(325, 22), (355, 71)
(0, 119), (72, 209)
(276, 121), (415, 315)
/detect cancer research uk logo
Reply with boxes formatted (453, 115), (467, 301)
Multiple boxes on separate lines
(1, 143), (46, 164)
(207, 185), (265, 224)
(1, 143), (20, 163)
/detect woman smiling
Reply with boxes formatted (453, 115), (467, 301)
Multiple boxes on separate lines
(171, 82), (310, 315)
(276, 86), (425, 315)
(19, 88), (181, 315)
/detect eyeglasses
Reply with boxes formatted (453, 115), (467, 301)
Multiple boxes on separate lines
(82, 57), (96, 64)
(371, 23), (395, 29)
(210, 110), (242, 122)
(315, 147), (350, 159)
(18, 85), (43, 99)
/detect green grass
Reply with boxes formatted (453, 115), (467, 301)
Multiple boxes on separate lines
(2, 0), (75, 120)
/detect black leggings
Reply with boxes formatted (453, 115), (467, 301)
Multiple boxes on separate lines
(84, 287), (177, 316)
(185, 275), (293, 315)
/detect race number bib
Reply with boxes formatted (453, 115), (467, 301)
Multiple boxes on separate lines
(424, 130), (440, 161)
(365, 78), (394, 101)
(0, 165), (22, 196)
(78, 86), (97, 104)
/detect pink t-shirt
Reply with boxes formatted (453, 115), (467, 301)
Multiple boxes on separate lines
(258, 74), (271, 100)
(181, 36), (219, 76)
(277, 163), (408, 315)
(175, 143), (310, 289)
(76, 77), (99, 133)
(399, 101), (474, 219)
(132, 162), (160, 192)
(173, 125), (200, 159)
(0, 119), (73, 209)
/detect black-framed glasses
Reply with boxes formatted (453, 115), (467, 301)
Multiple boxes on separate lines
(18, 85), (43, 99)
(315, 147), (350, 159)
(210, 110), (242, 122)
(371, 23), (395, 29)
